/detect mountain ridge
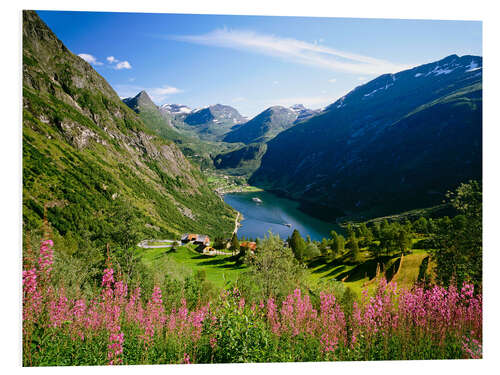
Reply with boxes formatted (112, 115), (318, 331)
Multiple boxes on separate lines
(250, 54), (482, 220)
(23, 10), (235, 249)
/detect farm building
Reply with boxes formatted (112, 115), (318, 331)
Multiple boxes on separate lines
(181, 233), (210, 246)
(240, 241), (257, 253)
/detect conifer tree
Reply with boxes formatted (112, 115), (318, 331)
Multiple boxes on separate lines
(289, 229), (306, 262)
(230, 233), (240, 254)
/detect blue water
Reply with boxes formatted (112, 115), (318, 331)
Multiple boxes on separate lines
(223, 191), (341, 241)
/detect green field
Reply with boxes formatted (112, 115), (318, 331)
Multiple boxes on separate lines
(306, 248), (430, 295)
(139, 243), (247, 288)
(139, 240), (430, 296)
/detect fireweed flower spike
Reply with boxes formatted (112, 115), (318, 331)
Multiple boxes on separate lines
(22, 237), (482, 365)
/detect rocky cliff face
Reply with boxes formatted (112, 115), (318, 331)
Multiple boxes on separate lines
(23, 10), (235, 245)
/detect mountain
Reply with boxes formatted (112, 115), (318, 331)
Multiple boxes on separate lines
(213, 143), (268, 176)
(22, 10), (236, 249)
(250, 54), (482, 220)
(123, 91), (237, 170)
(179, 104), (246, 141)
(160, 103), (192, 115)
(223, 105), (299, 144)
(123, 90), (159, 113)
(122, 90), (179, 134)
(290, 104), (321, 123)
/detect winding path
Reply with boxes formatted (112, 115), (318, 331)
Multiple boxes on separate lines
(137, 239), (178, 249)
(233, 212), (241, 235)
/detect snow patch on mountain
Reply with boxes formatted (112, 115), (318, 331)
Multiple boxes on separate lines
(363, 82), (394, 98)
(160, 104), (192, 115)
(466, 60), (482, 72)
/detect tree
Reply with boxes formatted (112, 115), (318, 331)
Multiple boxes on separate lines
(358, 222), (373, 247)
(413, 216), (429, 234)
(319, 238), (329, 256)
(289, 229), (306, 262)
(432, 181), (482, 288)
(397, 229), (411, 254)
(368, 241), (382, 259)
(350, 237), (361, 263)
(213, 236), (224, 249)
(304, 241), (320, 259)
(230, 232), (240, 254)
(236, 233), (306, 302)
(329, 230), (338, 251)
(346, 224), (355, 239)
(371, 221), (381, 240)
(332, 234), (345, 257)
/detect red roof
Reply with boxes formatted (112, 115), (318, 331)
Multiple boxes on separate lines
(240, 241), (257, 251)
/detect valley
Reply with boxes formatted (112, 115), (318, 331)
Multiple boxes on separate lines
(22, 10), (483, 365)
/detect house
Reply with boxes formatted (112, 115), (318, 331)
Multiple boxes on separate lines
(181, 233), (198, 242)
(203, 246), (216, 254)
(181, 233), (210, 246)
(240, 241), (257, 253)
(195, 235), (210, 246)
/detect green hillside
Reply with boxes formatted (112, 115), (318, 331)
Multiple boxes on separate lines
(22, 10), (236, 253)
(251, 55), (482, 221)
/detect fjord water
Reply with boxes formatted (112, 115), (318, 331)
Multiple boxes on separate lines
(223, 191), (341, 241)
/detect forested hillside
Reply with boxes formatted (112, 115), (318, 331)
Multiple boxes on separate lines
(251, 55), (482, 220)
(22, 10), (235, 254)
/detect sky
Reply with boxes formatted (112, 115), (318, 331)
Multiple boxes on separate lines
(37, 11), (482, 117)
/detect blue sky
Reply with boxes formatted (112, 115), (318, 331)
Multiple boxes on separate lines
(37, 11), (482, 117)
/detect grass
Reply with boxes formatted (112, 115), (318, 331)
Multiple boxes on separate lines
(138, 230), (431, 298)
(146, 240), (176, 247)
(206, 172), (264, 194)
(139, 244), (246, 288)
(306, 248), (430, 296)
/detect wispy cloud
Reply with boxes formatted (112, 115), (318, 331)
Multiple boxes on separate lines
(106, 56), (118, 63)
(232, 97), (246, 103)
(328, 78), (337, 83)
(170, 29), (408, 75)
(114, 84), (182, 103)
(78, 53), (103, 66)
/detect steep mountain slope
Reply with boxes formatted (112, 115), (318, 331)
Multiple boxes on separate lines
(160, 103), (192, 116)
(22, 10), (235, 249)
(178, 104), (246, 141)
(123, 91), (238, 169)
(223, 106), (299, 144)
(213, 143), (268, 176)
(290, 104), (321, 123)
(251, 55), (482, 220)
(122, 91), (181, 139)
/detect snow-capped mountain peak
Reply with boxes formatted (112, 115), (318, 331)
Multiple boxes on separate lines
(160, 104), (192, 115)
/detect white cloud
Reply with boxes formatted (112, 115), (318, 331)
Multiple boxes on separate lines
(78, 53), (103, 66)
(357, 77), (366, 81)
(150, 85), (181, 96)
(115, 61), (132, 70)
(272, 81), (279, 85)
(171, 29), (408, 74)
(328, 78), (337, 83)
(106, 56), (118, 63)
(232, 97), (246, 103)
